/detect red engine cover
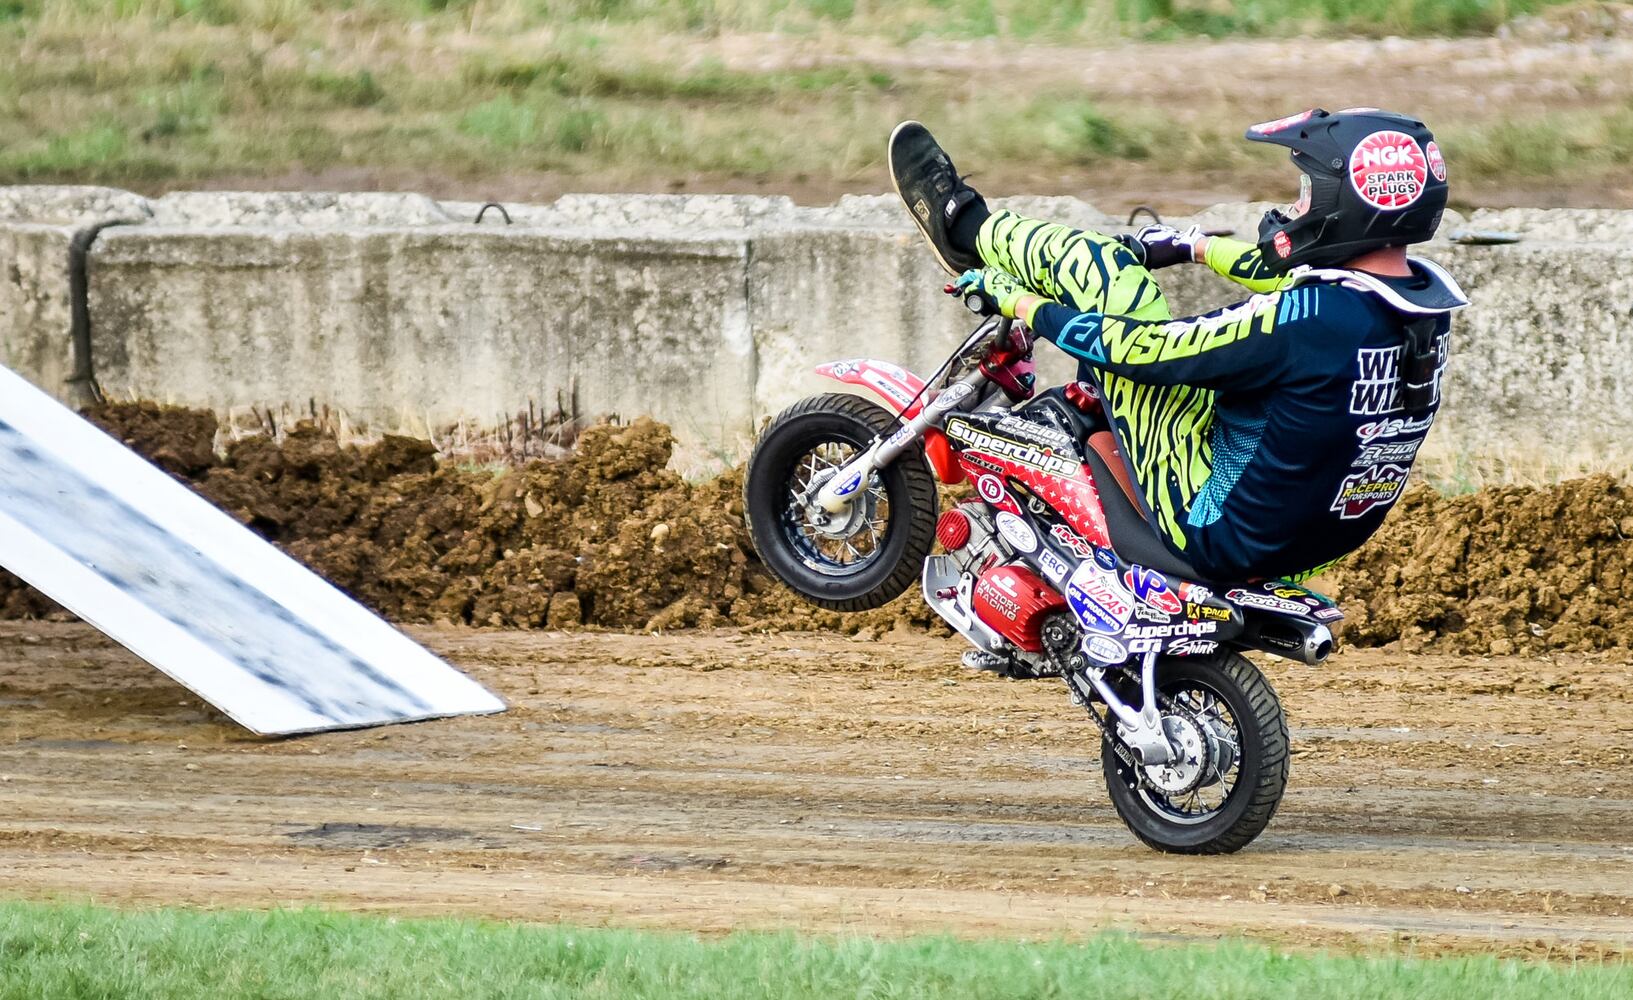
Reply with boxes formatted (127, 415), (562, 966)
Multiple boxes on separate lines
(971, 564), (1067, 653)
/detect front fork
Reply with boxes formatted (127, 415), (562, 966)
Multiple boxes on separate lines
(808, 368), (988, 513)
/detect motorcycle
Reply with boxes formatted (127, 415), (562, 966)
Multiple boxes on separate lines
(743, 296), (1342, 854)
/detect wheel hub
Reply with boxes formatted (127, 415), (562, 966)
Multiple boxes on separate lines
(799, 467), (877, 540)
(1142, 712), (1212, 796)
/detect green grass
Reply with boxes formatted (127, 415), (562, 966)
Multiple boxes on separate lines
(0, 1), (1624, 199)
(2, 899), (1631, 999)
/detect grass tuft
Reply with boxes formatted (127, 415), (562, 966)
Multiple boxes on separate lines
(1, 899), (1632, 999)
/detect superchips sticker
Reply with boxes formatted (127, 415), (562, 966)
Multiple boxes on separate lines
(1350, 130), (1428, 210)
(1426, 140), (1446, 182)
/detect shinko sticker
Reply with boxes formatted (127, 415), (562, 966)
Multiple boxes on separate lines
(1350, 130), (1428, 210)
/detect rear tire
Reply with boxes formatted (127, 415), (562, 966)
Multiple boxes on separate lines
(744, 393), (937, 611)
(1102, 652), (1289, 854)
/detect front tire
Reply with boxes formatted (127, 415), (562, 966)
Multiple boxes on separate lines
(744, 393), (937, 611)
(1102, 652), (1289, 854)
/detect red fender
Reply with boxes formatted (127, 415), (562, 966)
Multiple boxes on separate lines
(814, 358), (965, 485)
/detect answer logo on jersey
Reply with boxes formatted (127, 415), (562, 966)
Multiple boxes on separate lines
(1330, 463), (1409, 519)
(1350, 130), (1428, 210)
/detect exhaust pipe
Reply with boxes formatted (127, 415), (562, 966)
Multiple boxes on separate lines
(1243, 616), (1333, 665)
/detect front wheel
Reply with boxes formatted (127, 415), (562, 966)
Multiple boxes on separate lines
(1101, 652), (1289, 854)
(744, 393), (937, 611)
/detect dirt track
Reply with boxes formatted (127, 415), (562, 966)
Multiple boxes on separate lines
(3, 621), (1633, 957)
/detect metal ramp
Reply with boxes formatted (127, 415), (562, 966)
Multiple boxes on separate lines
(0, 366), (505, 735)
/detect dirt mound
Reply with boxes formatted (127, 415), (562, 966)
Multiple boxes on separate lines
(1320, 477), (1633, 656)
(0, 403), (1624, 654)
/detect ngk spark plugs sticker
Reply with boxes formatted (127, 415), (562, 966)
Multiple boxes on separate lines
(1065, 563), (1133, 635)
(1350, 130), (1428, 210)
(1426, 140), (1446, 181)
(1330, 463), (1409, 519)
(995, 512), (1038, 553)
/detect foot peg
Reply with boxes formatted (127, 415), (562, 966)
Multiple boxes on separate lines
(961, 649), (1011, 673)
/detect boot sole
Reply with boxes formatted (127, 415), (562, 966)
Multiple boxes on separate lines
(888, 120), (967, 277)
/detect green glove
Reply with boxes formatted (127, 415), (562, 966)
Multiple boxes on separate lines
(952, 268), (1029, 319)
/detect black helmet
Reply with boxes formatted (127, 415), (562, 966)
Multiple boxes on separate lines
(1247, 108), (1447, 273)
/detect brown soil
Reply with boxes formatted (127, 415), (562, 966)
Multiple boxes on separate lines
(0, 402), (1625, 656)
(3, 621), (1632, 957)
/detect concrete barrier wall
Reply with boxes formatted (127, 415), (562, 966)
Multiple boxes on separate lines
(1, 186), (1629, 472)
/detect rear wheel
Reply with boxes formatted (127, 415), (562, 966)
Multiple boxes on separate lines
(1101, 652), (1288, 854)
(744, 393), (937, 611)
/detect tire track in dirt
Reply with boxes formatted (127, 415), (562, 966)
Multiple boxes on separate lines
(2, 622), (1631, 957)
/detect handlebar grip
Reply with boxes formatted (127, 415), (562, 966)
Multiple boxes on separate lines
(962, 291), (994, 316)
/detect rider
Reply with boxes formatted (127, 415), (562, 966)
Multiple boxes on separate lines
(888, 109), (1467, 583)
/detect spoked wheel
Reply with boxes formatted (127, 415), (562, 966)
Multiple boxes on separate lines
(1101, 652), (1289, 854)
(744, 393), (937, 611)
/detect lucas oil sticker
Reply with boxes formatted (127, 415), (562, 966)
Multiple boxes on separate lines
(1350, 130), (1428, 210)
(1330, 463), (1409, 519)
(1065, 563), (1133, 635)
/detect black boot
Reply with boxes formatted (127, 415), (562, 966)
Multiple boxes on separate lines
(888, 120), (987, 275)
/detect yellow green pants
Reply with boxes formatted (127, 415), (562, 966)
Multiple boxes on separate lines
(977, 210), (1216, 555)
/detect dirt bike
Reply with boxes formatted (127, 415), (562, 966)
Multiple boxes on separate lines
(743, 297), (1342, 854)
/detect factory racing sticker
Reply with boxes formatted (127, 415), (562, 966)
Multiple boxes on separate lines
(1065, 563), (1133, 635)
(1350, 130), (1428, 210)
(1330, 463), (1409, 519)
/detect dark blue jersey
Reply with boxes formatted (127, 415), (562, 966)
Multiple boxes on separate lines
(1027, 256), (1464, 581)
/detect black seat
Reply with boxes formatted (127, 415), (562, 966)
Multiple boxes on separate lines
(1079, 437), (1207, 583)
(1027, 388), (1103, 444)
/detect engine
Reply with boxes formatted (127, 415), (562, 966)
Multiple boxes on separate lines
(970, 564), (1067, 653)
(935, 501), (1004, 578)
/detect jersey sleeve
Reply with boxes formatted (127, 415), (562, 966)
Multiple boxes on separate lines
(1027, 285), (1332, 393)
(1202, 236), (1298, 294)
